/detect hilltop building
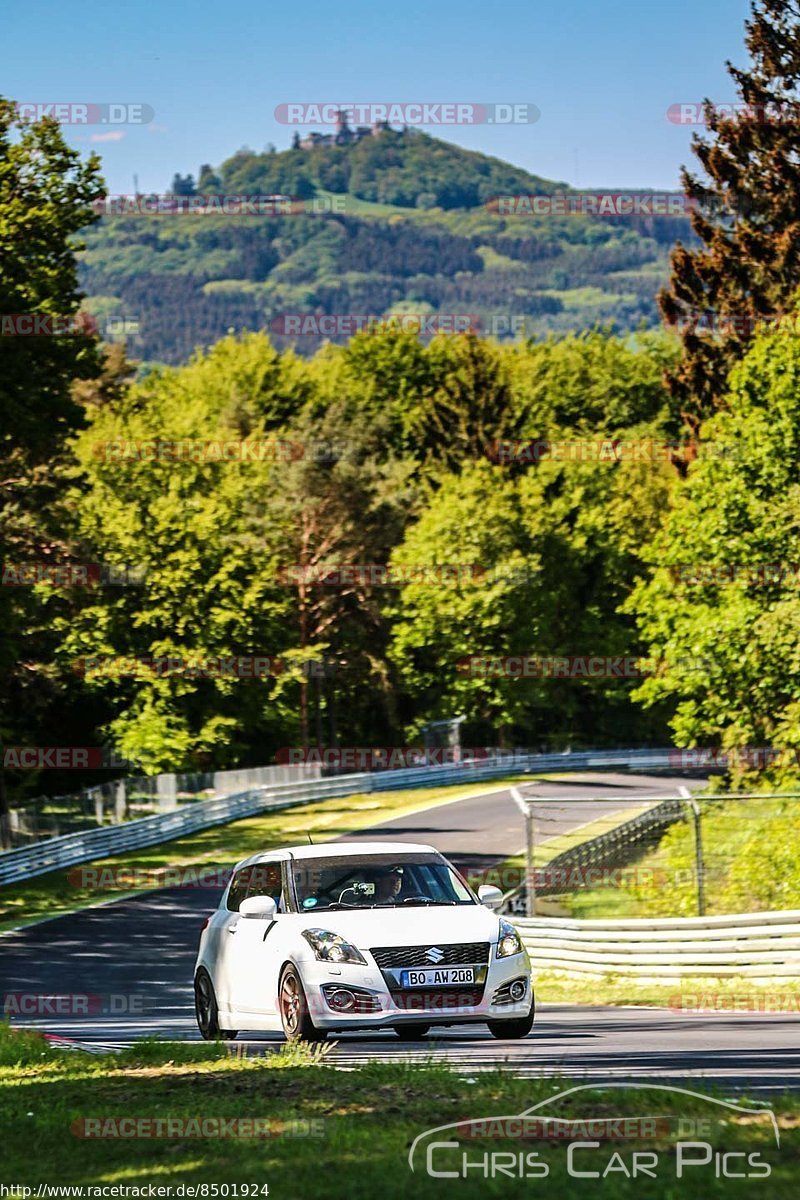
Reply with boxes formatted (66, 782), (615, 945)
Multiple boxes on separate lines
(296, 111), (392, 150)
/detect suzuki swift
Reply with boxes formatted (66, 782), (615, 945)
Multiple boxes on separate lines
(194, 841), (534, 1041)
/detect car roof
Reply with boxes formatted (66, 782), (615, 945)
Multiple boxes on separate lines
(235, 840), (439, 870)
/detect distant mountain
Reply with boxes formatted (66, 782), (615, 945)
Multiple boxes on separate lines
(79, 129), (692, 364)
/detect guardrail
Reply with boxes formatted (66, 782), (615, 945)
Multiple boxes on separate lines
(0, 746), (684, 887)
(512, 910), (800, 980)
(4, 762), (325, 847)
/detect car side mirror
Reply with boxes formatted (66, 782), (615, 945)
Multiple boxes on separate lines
(477, 884), (504, 911)
(239, 894), (277, 920)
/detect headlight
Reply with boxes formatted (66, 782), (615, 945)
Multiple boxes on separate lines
(496, 918), (523, 958)
(302, 928), (367, 965)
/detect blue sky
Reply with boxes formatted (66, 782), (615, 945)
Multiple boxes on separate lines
(4, 0), (752, 194)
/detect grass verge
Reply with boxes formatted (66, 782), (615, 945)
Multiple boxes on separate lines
(533, 971), (800, 1009)
(0, 1025), (797, 1197)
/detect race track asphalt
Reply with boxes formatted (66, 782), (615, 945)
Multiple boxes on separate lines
(3, 771), (794, 1091)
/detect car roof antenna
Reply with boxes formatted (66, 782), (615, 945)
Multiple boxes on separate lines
(307, 832), (314, 844)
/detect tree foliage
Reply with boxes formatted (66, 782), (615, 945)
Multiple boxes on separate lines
(660, 0), (800, 422)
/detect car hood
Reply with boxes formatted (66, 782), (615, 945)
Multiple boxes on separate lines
(292, 903), (501, 948)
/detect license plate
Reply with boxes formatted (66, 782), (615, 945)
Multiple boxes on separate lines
(400, 966), (475, 987)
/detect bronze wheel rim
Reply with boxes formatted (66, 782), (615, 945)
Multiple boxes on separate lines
(280, 973), (302, 1034)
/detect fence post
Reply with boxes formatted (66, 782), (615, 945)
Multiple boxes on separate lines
(156, 773), (178, 812)
(91, 787), (104, 826)
(512, 788), (536, 917)
(114, 780), (127, 823)
(684, 792), (705, 917)
(525, 802), (536, 917)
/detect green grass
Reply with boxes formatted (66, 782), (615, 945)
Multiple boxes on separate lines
(534, 971), (800, 1008)
(0, 1025), (797, 1196)
(541, 285), (639, 310)
(0, 776), (533, 934)
(313, 188), (423, 219)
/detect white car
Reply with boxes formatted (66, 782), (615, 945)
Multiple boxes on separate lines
(194, 841), (534, 1041)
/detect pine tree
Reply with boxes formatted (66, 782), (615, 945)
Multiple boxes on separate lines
(660, 0), (800, 425)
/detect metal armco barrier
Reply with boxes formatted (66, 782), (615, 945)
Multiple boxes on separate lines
(512, 910), (800, 980)
(0, 746), (682, 887)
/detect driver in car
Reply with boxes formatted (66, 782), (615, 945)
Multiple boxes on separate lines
(372, 866), (403, 904)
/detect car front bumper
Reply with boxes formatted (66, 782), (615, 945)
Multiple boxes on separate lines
(298, 950), (533, 1029)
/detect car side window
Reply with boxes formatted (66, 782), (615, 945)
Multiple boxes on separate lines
(226, 868), (251, 912)
(245, 861), (285, 911)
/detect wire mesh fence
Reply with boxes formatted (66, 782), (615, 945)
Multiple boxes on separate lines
(500, 789), (800, 919)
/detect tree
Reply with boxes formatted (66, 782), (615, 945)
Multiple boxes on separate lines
(660, 0), (800, 424)
(60, 333), (313, 772)
(0, 97), (103, 842)
(251, 403), (416, 751)
(170, 173), (196, 196)
(627, 314), (800, 782)
(197, 164), (222, 192)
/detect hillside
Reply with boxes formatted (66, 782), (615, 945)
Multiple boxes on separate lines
(79, 128), (692, 364)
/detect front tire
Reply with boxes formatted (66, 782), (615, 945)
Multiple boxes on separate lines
(278, 965), (327, 1042)
(487, 995), (535, 1040)
(194, 970), (238, 1041)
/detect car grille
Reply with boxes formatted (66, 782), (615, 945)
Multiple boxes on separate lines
(370, 942), (490, 969)
(391, 987), (484, 1012)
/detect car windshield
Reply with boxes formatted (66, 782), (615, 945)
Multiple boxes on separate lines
(290, 852), (474, 911)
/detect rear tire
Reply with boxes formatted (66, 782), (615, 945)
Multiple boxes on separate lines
(487, 994), (535, 1040)
(394, 1023), (430, 1040)
(278, 965), (327, 1042)
(194, 970), (238, 1041)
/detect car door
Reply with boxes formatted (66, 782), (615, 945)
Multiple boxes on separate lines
(225, 859), (290, 1016)
(212, 866), (254, 1011)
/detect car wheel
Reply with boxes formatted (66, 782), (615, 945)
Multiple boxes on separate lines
(487, 995), (535, 1040)
(278, 965), (327, 1042)
(393, 1024), (430, 1039)
(194, 970), (238, 1041)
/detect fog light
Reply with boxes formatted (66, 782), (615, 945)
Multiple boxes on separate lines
(327, 988), (356, 1011)
(509, 979), (527, 1001)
